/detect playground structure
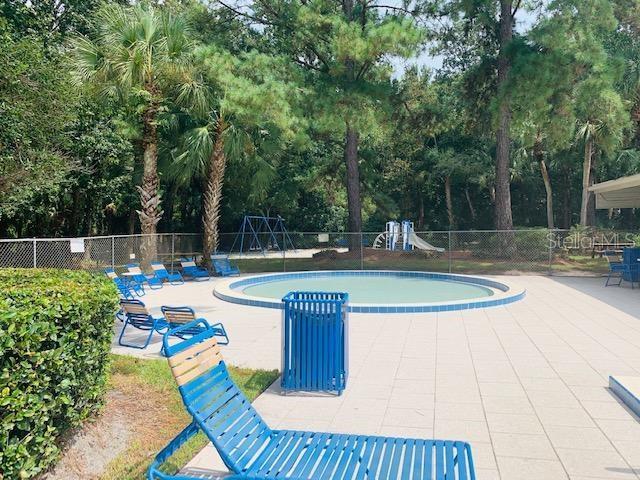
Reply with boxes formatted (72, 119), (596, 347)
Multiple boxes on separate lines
(373, 220), (445, 253)
(230, 215), (296, 256)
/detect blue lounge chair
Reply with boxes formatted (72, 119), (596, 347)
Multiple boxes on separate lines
(118, 299), (168, 349)
(151, 262), (185, 285)
(148, 322), (475, 480)
(212, 256), (240, 277)
(127, 263), (164, 290)
(604, 251), (637, 288)
(161, 306), (229, 345)
(105, 268), (144, 298)
(180, 258), (210, 281)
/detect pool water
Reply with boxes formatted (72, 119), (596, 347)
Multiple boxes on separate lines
(242, 275), (494, 304)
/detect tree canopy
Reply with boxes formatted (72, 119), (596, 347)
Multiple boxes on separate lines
(3, 0), (640, 241)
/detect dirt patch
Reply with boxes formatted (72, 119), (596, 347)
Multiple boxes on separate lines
(40, 391), (131, 480)
(39, 368), (187, 480)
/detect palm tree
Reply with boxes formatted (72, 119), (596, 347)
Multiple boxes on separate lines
(173, 112), (245, 265)
(173, 47), (300, 266)
(72, 3), (193, 259)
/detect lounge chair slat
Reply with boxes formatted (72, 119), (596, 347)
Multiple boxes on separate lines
(412, 440), (425, 480)
(290, 432), (330, 478)
(314, 434), (350, 479)
(424, 440), (434, 480)
(169, 337), (220, 367)
(401, 439), (415, 480)
(435, 440), (444, 480)
(388, 438), (405, 480)
(342, 435), (372, 480)
(456, 441), (468, 480)
(171, 345), (223, 377)
(378, 438), (397, 480)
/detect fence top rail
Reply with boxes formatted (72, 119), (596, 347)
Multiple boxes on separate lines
(2, 228), (629, 243)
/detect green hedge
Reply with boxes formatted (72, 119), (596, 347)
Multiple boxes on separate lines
(0, 269), (118, 479)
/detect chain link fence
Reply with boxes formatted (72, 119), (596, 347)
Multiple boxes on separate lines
(0, 229), (633, 276)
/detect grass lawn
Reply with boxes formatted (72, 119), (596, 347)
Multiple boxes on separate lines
(98, 354), (278, 480)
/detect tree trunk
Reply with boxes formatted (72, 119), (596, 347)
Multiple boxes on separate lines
(465, 187), (477, 223)
(587, 149), (597, 226)
(534, 136), (554, 229)
(445, 175), (456, 230)
(163, 181), (179, 233)
(417, 195), (425, 230)
(128, 209), (136, 235)
(344, 124), (362, 251)
(494, 0), (514, 231)
(580, 135), (593, 226)
(202, 119), (227, 268)
(137, 85), (163, 263)
(562, 167), (571, 229)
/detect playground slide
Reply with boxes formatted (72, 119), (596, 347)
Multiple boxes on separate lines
(409, 232), (445, 253)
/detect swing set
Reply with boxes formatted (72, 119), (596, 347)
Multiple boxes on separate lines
(230, 215), (296, 255)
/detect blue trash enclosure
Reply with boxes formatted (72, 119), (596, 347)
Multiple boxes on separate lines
(281, 292), (349, 395)
(623, 247), (640, 282)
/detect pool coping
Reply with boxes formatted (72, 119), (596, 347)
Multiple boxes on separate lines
(213, 270), (526, 313)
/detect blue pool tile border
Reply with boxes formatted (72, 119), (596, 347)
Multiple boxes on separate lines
(214, 270), (525, 313)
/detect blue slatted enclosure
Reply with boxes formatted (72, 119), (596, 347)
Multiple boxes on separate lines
(281, 291), (349, 395)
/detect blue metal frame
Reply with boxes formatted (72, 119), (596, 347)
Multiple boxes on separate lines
(281, 291), (349, 395)
(148, 324), (476, 480)
(118, 299), (168, 349)
(212, 257), (240, 277)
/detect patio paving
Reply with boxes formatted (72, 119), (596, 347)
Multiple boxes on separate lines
(111, 275), (640, 479)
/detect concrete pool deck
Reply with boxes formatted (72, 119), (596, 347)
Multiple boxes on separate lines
(111, 275), (640, 479)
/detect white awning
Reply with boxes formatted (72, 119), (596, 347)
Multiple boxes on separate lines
(589, 173), (640, 209)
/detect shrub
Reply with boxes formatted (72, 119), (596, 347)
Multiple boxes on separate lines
(0, 269), (118, 479)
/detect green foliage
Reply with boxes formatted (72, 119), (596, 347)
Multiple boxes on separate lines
(0, 269), (119, 479)
(0, 19), (78, 234)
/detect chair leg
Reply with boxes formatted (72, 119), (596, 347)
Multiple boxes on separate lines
(211, 322), (230, 345)
(118, 319), (154, 349)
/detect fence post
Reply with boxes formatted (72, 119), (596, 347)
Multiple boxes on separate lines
(548, 229), (553, 276)
(448, 231), (452, 273)
(171, 233), (175, 273)
(283, 229), (286, 272)
(360, 231), (364, 270)
(33, 239), (37, 268)
(111, 236), (115, 269)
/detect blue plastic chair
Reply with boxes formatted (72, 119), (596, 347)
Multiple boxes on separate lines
(127, 263), (164, 290)
(117, 299), (168, 349)
(150, 262), (185, 285)
(212, 257), (240, 277)
(179, 258), (210, 281)
(148, 322), (476, 480)
(161, 306), (228, 345)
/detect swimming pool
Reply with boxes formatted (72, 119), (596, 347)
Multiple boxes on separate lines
(214, 271), (525, 313)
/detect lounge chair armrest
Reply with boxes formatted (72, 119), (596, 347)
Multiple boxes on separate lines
(147, 421), (201, 480)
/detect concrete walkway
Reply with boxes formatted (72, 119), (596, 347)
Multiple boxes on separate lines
(112, 275), (640, 479)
